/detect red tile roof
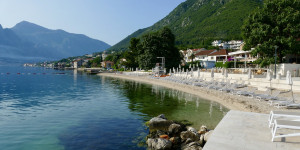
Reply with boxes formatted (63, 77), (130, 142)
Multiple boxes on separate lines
(209, 49), (228, 56)
(195, 49), (216, 56)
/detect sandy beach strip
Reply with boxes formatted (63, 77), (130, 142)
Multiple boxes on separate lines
(98, 73), (300, 114)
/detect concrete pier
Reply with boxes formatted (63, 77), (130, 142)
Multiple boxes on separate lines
(203, 110), (300, 150)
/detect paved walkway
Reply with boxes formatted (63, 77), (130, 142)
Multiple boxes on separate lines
(203, 110), (300, 150)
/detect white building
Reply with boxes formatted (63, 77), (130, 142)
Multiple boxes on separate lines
(180, 48), (206, 63)
(212, 40), (244, 50)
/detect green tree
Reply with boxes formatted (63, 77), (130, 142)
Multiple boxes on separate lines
(90, 56), (102, 67)
(137, 27), (182, 70)
(242, 0), (300, 63)
(124, 38), (140, 68)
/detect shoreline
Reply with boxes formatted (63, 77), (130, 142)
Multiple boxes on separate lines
(97, 73), (300, 114)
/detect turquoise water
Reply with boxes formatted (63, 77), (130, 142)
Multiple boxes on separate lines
(0, 65), (228, 150)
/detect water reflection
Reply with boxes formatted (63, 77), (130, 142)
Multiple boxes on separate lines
(104, 77), (229, 129)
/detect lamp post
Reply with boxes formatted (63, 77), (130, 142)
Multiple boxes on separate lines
(274, 45), (278, 79)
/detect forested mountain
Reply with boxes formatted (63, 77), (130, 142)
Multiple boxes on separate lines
(108, 0), (262, 51)
(0, 21), (110, 61)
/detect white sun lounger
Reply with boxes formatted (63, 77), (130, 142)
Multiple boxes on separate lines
(271, 119), (300, 142)
(269, 111), (300, 128)
(268, 97), (293, 108)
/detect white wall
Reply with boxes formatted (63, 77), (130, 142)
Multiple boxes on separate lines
(270, 63), (300, 77)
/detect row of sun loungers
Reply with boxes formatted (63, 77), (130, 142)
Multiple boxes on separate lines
(155, 74), (298, 109)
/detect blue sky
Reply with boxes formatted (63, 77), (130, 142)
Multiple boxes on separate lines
(0, 0), (185, 45)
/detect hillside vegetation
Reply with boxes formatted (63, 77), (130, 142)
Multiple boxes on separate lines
(108, 0), (262, 51)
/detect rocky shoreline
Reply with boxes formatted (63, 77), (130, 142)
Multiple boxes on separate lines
(146, 114), (212, 150)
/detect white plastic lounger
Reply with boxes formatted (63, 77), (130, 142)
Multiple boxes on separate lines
(256, 90), (280, 101)
(271, 119), (300, 142)
(287, 103), (300, 109)
(269, 111), (300, 128)
(268, 98), (293, 108)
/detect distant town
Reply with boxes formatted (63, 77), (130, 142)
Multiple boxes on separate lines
(25, 39), (299, 74)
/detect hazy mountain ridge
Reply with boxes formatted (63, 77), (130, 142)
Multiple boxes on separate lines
(0, 21), (110, 61)
(108, 0), (262, 51)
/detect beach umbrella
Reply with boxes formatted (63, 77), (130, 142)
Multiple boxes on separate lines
(248, 68), (252, 79)
(222, 68), (225, 75)
(224, 68), (228, 82)
(266, 69), (272, 89)
(224, 69), (228, 78)
(286, 70), (294, 102)
(266, 69), (272, 81)
(197, 68), (200, 77)
(234, 56), (237, 68)
(189, 64), (191, 69)
(211, 68), (214, 78)
(169, 68), (172, 75)
(179, 64), (181, 69)
(244, 54), (247, 71)
(177, 68), (179, 74)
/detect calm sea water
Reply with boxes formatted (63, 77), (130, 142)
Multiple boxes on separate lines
(0, 65), (228, 150)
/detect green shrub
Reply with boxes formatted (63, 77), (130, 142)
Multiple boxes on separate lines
(215, 61), (244, 68)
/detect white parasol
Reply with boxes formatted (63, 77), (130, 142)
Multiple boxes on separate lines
(248, 68), (252, 79)
(286, 70), (294, 102)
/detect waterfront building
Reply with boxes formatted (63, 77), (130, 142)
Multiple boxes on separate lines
(101, 61), (114, 69)
(73, 59), (84, 69)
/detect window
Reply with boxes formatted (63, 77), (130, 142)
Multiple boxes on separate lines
(211, 57), (213, 59)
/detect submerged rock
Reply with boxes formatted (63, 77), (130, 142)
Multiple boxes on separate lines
(149, 117), (173, 131)
(147, 138), (172, 150)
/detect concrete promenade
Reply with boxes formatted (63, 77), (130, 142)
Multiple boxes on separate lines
(203, 110), (300, 150)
